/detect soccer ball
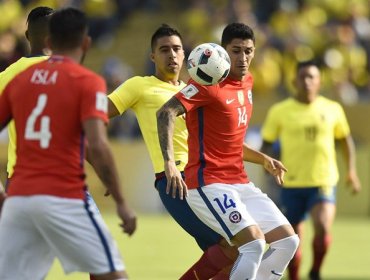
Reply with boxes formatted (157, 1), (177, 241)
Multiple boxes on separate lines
(187, 43), (231, 85)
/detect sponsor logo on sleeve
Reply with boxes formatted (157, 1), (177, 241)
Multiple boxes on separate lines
(180, 84), (199, 99)
(96, 92), (108, 113)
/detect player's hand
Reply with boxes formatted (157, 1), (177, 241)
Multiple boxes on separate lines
(116, 202), (137, 236)
(164, 160), (188, 200)
(347, 169), (361, 194)
(263, 156), (288, 185)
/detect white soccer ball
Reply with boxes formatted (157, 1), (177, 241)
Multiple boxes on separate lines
(187, 43), (231, 85)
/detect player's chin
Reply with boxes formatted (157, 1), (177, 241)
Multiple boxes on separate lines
(167, 64), (179, 71)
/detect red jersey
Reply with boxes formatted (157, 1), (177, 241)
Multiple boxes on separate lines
(175, 75), (254, 189)
(0, 56), (108, 199)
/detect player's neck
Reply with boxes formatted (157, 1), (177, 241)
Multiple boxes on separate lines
(50, 49), (84, 64)
(155, 73), (180, 86)
(295, 93), (317, 104)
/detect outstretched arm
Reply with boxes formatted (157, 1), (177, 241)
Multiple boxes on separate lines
(243, 142), (287, 185)
(157, 96), (188, 199)
(338, 135), (361, 194)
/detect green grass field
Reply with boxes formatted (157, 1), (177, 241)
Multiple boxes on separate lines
(46, 212), (370, 280)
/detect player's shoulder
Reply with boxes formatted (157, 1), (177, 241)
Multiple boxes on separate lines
(317, 95), (342, 107)
(270, 97), (294, 112)
(0, 57), (46, 80)
(65, 62), (105, 84)
(179, 79), (219, 99)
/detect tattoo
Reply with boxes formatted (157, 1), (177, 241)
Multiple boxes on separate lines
(157, 97), (186, 161)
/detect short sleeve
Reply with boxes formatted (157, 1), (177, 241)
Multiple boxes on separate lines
(0, 83), (13, 128)
(175, 80), (218, 112)
(261, 105), (280, 143)
(80, 74), (108, 124)
(108, 77), (142, 114)
(333, 103), (350, 139)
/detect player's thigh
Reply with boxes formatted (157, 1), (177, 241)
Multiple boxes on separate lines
(280, 187), (311, 224)
(187, 183), (256, 245)
(32, 195), (124, 275)
(240, 182), (290, 234)
(0, 197), (54, 280)
(155, 177), (222, 250)
(310, 196), (336, 235)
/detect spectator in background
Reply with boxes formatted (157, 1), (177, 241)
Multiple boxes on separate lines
(261, 60), (361, 280)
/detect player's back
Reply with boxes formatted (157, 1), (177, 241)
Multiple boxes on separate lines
(3, 56), (107, 199)
(0, 56), (48, 177)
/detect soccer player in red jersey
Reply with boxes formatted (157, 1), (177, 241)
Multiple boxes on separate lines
(0, 7), (136, 280)
(157, 23), (299, 280)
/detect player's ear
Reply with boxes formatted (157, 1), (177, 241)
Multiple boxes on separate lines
(82, 35), (91, 52)
(150, 52), (155, 63)
(25, 30), (29, 41)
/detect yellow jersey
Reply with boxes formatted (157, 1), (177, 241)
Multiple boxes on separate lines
(108, 76), (188, 173)
(261, 96), (350, 188)
(0, 56), (47, 177)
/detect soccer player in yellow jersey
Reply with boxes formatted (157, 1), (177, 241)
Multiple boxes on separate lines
(0, 6), (53, 180)
(261, 60), (361, 280)
(108, 24), (238, 279)
(0, 7), (53, 213)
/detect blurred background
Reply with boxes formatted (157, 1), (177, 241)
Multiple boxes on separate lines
(0, 0), (369, 217)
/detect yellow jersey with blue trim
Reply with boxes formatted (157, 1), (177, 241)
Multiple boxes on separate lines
(0, 56), (48, 177)
(261, 96), (350, 188)
(108, 75), (188, 173)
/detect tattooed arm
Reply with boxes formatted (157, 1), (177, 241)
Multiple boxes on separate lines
(157, 96), (188, 199)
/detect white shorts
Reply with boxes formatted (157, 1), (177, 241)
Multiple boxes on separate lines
(187, 182), (290, 245)
(0, 195), (124, 279)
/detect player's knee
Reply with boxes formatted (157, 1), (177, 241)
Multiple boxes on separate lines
(272, 234), (300, 255)
(218, 239), (239, 261)
(230, 239), (266, 280)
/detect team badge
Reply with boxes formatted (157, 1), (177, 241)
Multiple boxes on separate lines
(248, 89), (253, 104)
(229, 211), (242, 223)
(237, 90), (244, 105)
(180, 84), (199, 99)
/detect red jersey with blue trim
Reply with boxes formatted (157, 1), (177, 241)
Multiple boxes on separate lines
(0, 56), (108, 199)
(175, 75), (254, 189)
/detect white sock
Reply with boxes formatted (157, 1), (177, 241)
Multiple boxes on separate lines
(230, 239), (266, 280)
(256, 234), (299, 280)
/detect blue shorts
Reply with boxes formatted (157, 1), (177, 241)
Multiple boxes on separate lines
(154, 173), (222, 251)
(280, 186), (336, 224)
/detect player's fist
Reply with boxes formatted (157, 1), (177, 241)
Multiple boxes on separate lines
(116, 203), (137, 236)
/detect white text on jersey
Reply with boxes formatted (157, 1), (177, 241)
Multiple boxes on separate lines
(30, 69), (58, 85)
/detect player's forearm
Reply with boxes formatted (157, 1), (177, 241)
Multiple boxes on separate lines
(88, 144), (125, 205)
(242, 142), (266, 165)
(157, 109), (177, 163)
(341, 135), (357, 172)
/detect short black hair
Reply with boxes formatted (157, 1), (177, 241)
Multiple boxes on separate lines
(151, 24), (182, 51)
(26, 6), (53, 42)
(27, 6), (54, 25)
(296, 60), (320, 72)
(221, 23), (255, 47)
(49, 7), (88, 50)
